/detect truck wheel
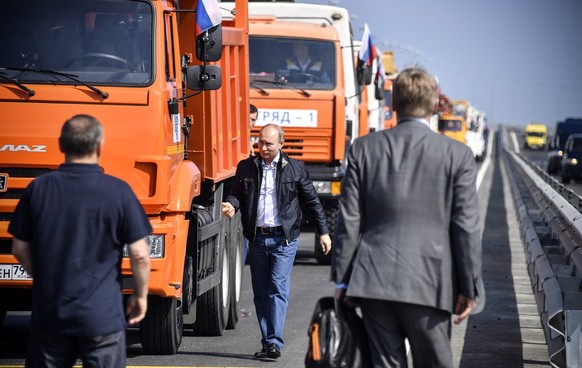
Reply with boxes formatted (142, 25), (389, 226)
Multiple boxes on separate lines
(562, 172), (571, 184)
(227, 213), (244, 329)
(193, 236), (230, 336)
(140, 295), (183, 355)
(182, 256), (194, 317)
(314, 201), (339, 265)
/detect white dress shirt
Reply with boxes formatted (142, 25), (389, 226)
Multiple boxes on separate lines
(256, 153), (281, 227)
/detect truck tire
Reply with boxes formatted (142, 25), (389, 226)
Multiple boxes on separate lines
(182, 256), (194, 316)
(226, 213), (244, 329)
(192, 234), (230, 336)
(314, 201), (339, 265)
(140, 295), (183, 355)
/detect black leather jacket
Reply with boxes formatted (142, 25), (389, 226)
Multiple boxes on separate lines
(226, 151), (329, 242)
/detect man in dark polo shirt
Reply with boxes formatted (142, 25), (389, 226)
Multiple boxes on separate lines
(9, 114), (152, 368)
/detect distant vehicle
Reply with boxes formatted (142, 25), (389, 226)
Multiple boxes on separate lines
(438, 114), (465, 144)
(450, 100), (485, 161)
(381, 51), (398, 130)
(437, 100), (485, 161)
(560, 134), (582, 183)
(547, 118), (582, 174)
(524, 123), (547, 150)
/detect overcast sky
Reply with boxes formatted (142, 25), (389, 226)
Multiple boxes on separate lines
(298, 0), (582, 127)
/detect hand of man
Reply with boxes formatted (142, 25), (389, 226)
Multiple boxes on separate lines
(126, 294), (148, 325)
(319, 233), (332, 255)
(334, 286), (359, 308)
(453, 294), (476, 325)
(221, 202), (235, 218)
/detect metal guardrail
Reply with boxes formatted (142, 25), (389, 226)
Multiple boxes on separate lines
(503, 129), (582, 368)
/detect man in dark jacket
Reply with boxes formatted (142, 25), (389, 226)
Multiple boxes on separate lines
(222, 123), (331, 360)
(10, 114), (151, 368)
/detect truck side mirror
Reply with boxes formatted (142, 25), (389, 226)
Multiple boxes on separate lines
(196, 24), (222, 62)
(357, 63), (372, 86)
(187, 65), (221, 90)
(374, 79), (384, 100)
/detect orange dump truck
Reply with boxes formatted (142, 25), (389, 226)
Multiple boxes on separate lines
(222, 1), (361, 265)
(382, 51), (398, 129)
(0, 0), (249, 354)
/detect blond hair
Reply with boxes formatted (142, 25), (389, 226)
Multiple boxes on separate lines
(393, 66), (439, 118)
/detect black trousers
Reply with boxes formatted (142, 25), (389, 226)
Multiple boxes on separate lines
(25, 329), (126, 368)
(359, 299), (453, 368)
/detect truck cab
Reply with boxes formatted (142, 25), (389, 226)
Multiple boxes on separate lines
(560, 133), (582, 184)
(524, 123), (547, 150)
(547, 119), (582, 174)
(0, 0), (250, 354)
(222, 1), (361, 264)
(438, 115), (466, 143)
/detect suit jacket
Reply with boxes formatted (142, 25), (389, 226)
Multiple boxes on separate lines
(331, 119), (483, 314)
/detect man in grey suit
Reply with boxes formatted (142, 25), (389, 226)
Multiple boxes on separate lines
(331, 66), (483, 367)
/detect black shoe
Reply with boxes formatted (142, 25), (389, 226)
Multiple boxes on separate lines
(267, 343), (281, 359)
(254, 346), (268, 358)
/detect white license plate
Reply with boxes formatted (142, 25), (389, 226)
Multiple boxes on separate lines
(0, 264), (32, 280)
(256, 109), (318, 128)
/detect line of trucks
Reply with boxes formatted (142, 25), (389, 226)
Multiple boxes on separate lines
(0, 0), (487, 354)
(437, 97), (487, 161)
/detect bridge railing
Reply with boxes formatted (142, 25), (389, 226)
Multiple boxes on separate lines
(503, 129), (582, 368)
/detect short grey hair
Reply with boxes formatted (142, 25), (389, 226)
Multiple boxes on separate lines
(59, 114), (104, 157)
(260, 123), (285, 143)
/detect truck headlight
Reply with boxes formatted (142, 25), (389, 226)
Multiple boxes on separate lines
(313, 181), (341, 195)
(123, 234), (165, 258)
(570, 158), (578, 165)
(313, 181), (331, 194)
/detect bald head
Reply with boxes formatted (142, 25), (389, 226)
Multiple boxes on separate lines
(59, 114), (104, 162)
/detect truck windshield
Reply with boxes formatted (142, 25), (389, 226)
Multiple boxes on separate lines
(249, 36), (336, 90)
(526, 131), (544, 138)
(439, 119), (463, 132)
(0, 0), (153, 86)
(571, 139), (582, 154)
(451, 105), (467, 118)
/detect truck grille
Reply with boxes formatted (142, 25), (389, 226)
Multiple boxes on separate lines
(0, 167), (52, 226)
(0, 240), (11, 255)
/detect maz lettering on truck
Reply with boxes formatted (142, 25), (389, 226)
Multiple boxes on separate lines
(0, 144), (47, 152)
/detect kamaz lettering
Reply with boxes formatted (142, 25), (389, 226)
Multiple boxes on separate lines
(0, 144), (46, 152)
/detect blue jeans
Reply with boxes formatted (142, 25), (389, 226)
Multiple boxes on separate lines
(250, 231), (298, 349)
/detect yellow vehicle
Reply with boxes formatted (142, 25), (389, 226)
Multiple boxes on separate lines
(438, 114), (466, 144)
(524, 123), (547, 150)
